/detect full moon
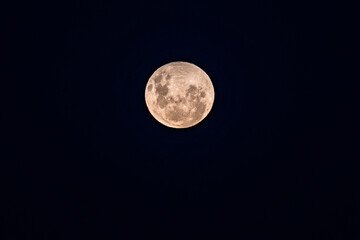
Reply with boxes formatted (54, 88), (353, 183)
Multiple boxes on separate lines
(145, 61), (215, 128)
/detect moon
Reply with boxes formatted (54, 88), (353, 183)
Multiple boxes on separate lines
(145, 61), (215, 128)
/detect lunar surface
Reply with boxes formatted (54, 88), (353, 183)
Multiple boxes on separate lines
(145, 61), (214, 128)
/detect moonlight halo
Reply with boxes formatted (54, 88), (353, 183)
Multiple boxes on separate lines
(145, 61), (215, 128)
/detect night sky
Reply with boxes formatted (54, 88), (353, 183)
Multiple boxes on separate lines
(2, 1), (359, 239)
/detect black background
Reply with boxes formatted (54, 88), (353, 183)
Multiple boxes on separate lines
(2, 0), (359, 239)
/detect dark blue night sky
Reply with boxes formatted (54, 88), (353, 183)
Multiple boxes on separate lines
(2, 1), (358, 239)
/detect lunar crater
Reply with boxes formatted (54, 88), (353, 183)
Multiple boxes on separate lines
(147, 84), (153, 91)
(155, 83), (169, 96)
